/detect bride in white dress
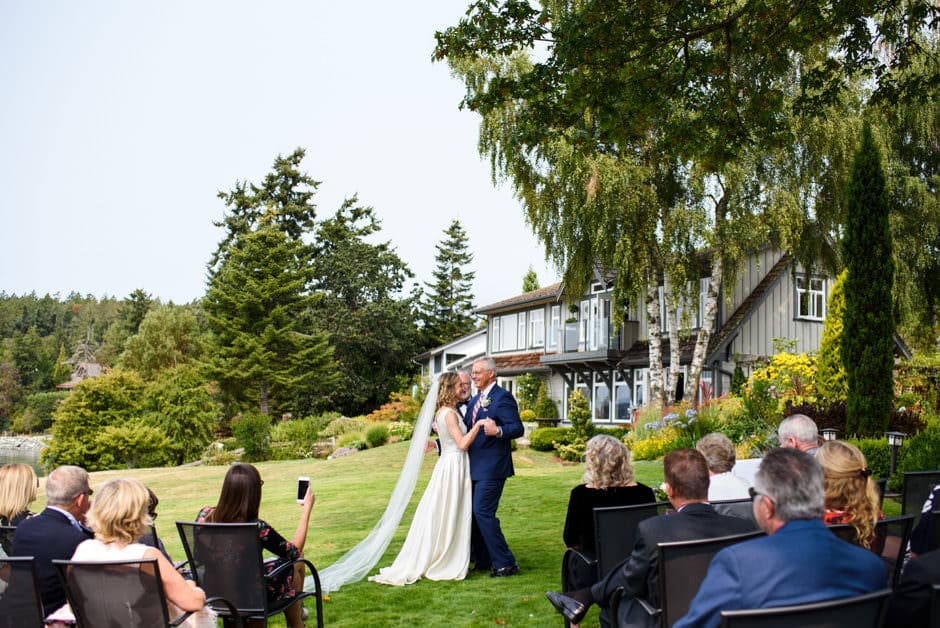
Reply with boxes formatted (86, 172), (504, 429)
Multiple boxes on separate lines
(369, 372), (483, 585)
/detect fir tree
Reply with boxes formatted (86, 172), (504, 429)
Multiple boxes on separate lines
(842, 123), (895, 435)
(522, 266), (540, 292)
(420, 220), (477, 346)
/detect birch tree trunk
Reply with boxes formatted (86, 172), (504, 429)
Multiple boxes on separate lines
(645, 272), (664, 410)
(686, 254), (723, 401)
(663, 273), (681, 405)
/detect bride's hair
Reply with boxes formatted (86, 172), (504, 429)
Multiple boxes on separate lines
(436, 372), (461, 408)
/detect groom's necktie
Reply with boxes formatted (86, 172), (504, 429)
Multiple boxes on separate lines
(469, 397), (481, 425)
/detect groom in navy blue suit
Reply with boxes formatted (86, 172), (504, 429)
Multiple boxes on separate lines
(466, 357), (524, 576)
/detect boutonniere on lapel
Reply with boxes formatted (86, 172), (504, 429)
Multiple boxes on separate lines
(481, 396), (492, 409)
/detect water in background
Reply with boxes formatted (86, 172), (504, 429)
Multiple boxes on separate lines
(0, 447), (43, 475)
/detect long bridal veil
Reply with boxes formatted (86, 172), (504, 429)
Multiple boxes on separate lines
(307, 376), (439, 593)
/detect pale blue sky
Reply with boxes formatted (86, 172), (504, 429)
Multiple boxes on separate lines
(0, 1), (557, 308)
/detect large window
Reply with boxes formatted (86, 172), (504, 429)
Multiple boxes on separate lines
(614, 377), (633, 422)
(490, 313), (525, 351)
(796, 275), (826, 320)
(529, 309), (545, 347)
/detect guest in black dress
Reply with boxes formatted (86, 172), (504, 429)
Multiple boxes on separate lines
(562, 434), (655, 592)
(199, 463), (314, 628)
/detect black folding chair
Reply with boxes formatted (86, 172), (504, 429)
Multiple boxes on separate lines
(0, 556), (44, 628)
(827, 514), (915, 588)
(634, 530), (764, 627)
(719, 588), (891, 628)
(902, 471), (940, 525)
(177, 520), (323, 628)
(54, 557), (238, 628)
(593, 501), (669, 581)
(930, 583), (940, 627)
(0, 525), (15, 556)
(710, 499), (757, 524)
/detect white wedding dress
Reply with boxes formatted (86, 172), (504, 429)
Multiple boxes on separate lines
(368, 406), (473, 585)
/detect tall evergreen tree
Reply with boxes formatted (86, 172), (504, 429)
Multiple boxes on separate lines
(204, 217), (336, 416)
(306, 200), (420, 415)
(842, 123), (895, 435)
(420, 220), (477, 346)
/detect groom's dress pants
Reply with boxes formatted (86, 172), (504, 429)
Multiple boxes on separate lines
(471, 478), (515, 569)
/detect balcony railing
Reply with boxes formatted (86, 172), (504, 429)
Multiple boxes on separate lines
(558, 316), (628, 352)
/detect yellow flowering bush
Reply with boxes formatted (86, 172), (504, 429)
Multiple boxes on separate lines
(746, 352), (817, 415)
(628, 424), (684, 460)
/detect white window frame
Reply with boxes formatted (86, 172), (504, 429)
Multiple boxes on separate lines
(547, 305), (561, 349)
(796, 275), (826, 321)
(529, 308), (545, 348)
(633, 368), (648, 409)
(517, 312), (527, 349)
(613, 375), (633, 422)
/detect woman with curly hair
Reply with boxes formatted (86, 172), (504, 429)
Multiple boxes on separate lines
(562, 434), (655, 592)
(817, 440), (884, 552)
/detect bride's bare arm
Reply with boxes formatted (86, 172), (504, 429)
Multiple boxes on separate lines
(444, 409), (481, 451)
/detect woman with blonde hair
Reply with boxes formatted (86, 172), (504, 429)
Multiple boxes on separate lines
(817, 440), (883, 551)
(562, 434), (655, 591)
(69, 478), (206, 613)
(0, 463), (38, 527)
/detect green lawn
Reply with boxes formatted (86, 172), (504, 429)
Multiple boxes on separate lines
(35, 444), (663, 626)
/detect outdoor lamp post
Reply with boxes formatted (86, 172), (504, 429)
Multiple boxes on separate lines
(821, 428), (839, 442)
(886, 431), (907, 478)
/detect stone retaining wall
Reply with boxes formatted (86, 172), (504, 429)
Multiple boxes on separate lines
(0, 435), (47, 453)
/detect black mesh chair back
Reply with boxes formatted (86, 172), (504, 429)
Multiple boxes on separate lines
(827, 514), (914, 588)
(710, 499), (757, 524)
(927, 509), (940, 553)
(930, 584), (940, 627)
(54, 558), (172, 627)
(176, 520), (323, 627)
(0, 525), (15, 556)
(0, 556), (44, 628)
(594, 501), (669, 579)
(651, 530), (764, 627)
(902, 471), (940, 523)
(719, 588), (891, 628)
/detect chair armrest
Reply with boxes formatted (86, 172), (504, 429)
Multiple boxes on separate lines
(205, 596), (240, 623)
(636, 596), (660, 618)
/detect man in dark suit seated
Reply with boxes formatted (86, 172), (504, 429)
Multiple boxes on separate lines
(11, 465), (94, 615)
(675, 448), (887, 628)
(886, 548), (940, 627)
(545, 448), (758, 626)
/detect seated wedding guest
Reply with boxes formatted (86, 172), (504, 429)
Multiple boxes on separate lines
(696, 433), (750, 501)
(908, 484), (940, 557)
(886, 548), (940, 627)
(546, 448), (757, 627)
(675, 448), (887, 628)
(816, 440), (884, 552)
(562, 434), (655, 591)
(777, 413), (820, 454)
(11, 465), (94, 614)
(198, 463), (314, 628)
(138, 485), (172, 561)
(0, 463), (39, 526)
(0, 463), (38, 555)
(67, 478), (206, 616)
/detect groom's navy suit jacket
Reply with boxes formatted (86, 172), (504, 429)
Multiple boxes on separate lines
(464, 384), (524, 480)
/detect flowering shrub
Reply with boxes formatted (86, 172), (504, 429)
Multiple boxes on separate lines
(746, 352), (817, 415)
(327, 446), (358, 459)
(627, 423), (684, 460)
(365, 392), (422, 423)
(387, 421), (413, 440)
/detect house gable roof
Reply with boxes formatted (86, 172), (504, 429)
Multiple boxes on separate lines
(475, 282), (563, 315)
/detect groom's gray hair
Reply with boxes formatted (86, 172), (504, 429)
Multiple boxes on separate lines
(476, 357), (497, 374)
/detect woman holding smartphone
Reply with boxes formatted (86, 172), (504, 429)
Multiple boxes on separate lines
(198, 463), (314, 628)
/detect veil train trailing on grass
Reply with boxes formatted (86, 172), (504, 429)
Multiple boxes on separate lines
(306, 376), (439, 593)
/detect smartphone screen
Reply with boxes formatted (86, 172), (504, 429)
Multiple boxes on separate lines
(296, 476), (310, 503)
